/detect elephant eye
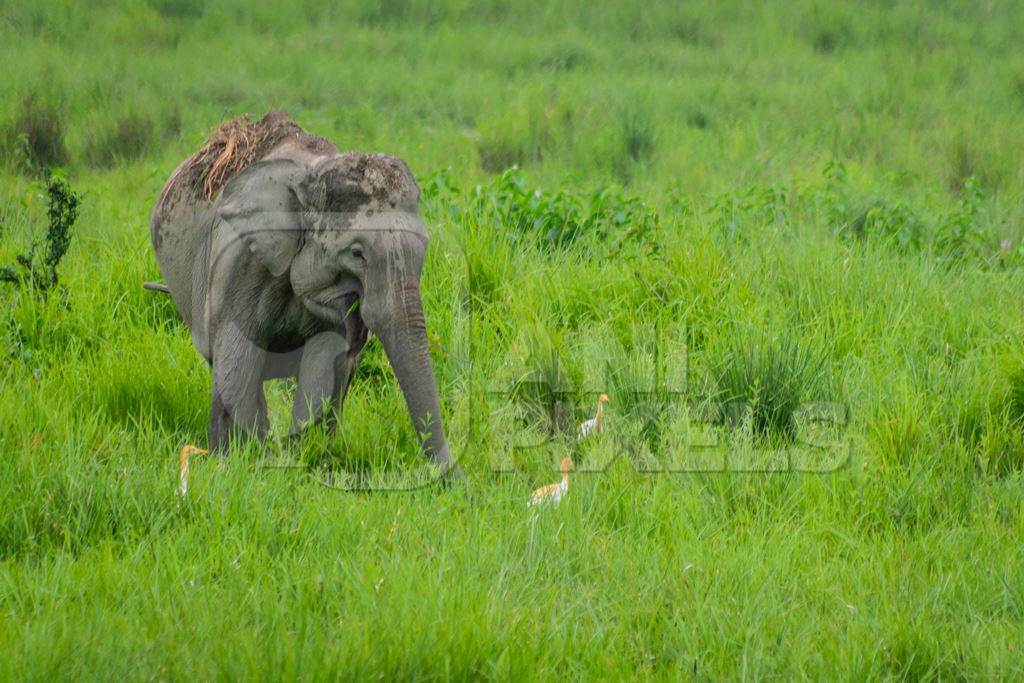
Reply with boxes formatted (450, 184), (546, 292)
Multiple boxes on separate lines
(350, 245), (365, 261)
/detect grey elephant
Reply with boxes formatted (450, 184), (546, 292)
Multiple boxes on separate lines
(150, 110), (457, 478)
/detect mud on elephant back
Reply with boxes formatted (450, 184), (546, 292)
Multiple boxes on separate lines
(147, 110), (461, 482)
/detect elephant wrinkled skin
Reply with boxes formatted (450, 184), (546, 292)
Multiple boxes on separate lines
(150, 110), (458, 479)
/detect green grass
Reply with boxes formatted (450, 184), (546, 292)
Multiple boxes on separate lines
(2, 0), (1024, 678)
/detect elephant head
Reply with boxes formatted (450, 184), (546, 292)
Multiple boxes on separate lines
(216, 153), (456, 476)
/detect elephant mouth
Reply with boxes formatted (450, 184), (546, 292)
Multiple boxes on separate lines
(303, 288), (361, 327)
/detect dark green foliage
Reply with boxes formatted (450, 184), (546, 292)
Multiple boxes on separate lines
(687, 109), (710, 129)
(822, 161), (992, 257)
(0, 174), (79, 291)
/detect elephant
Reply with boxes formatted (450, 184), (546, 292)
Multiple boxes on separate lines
(150, 110), (458, 479)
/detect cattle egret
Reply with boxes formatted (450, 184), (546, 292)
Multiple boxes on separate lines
(528, 456), (573, 507)
(177, 445), (208, 498)
(579, 393), (609, 439)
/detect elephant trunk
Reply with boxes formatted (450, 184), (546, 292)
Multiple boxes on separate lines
(371, 281), (458, 478)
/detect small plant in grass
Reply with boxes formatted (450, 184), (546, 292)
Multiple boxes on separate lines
(0, 173), (80, 292)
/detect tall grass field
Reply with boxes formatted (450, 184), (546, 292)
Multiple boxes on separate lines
(2, 1), (1024, 678)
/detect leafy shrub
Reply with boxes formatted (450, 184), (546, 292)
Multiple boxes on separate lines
(0, 174), (79, 291)
(468, 167), (660, 251)
(934, 177), (987, 261)
(710, 184), (791, 242)
(847, 200), (925, 251)
(823, 160), (925, 252)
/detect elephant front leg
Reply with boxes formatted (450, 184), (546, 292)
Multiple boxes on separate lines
(210, 326), (269, 452)
(290, 330), (350, 436)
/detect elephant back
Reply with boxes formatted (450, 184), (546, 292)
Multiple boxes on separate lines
(153, 110), (336, 222)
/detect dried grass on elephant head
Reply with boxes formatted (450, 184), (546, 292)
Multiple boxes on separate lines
(156, 110), (335, 214)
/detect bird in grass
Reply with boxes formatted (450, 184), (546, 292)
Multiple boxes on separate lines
(177, 445), (208, 498)
(579, 393), (609, 440)
(528, 456), (573, 507)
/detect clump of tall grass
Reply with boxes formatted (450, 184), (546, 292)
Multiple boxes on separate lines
(477, 111), (554, 174)
(539, 39), (595, 71)
(3, 95), (67, 175)
(508, 323), (582, 435)
(1009, 365), (1024, 428)
(82, 110), (168, 168)
(475, 91), (582, 174)
(618, 104), (656, 165)
(708, 331), (830, 443)
(975, 361), (1024, 476)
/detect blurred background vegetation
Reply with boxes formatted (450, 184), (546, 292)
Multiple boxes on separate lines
(2, 0), (1023, 197)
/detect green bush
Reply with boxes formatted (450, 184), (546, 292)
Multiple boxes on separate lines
(466, 167), (661, 251)
(0, 173), (79, 291)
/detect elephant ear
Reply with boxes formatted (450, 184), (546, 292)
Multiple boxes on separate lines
(216, 159), (306, 278)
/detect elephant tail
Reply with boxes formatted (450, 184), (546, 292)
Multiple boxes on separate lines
(143, 281), (171, 294)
